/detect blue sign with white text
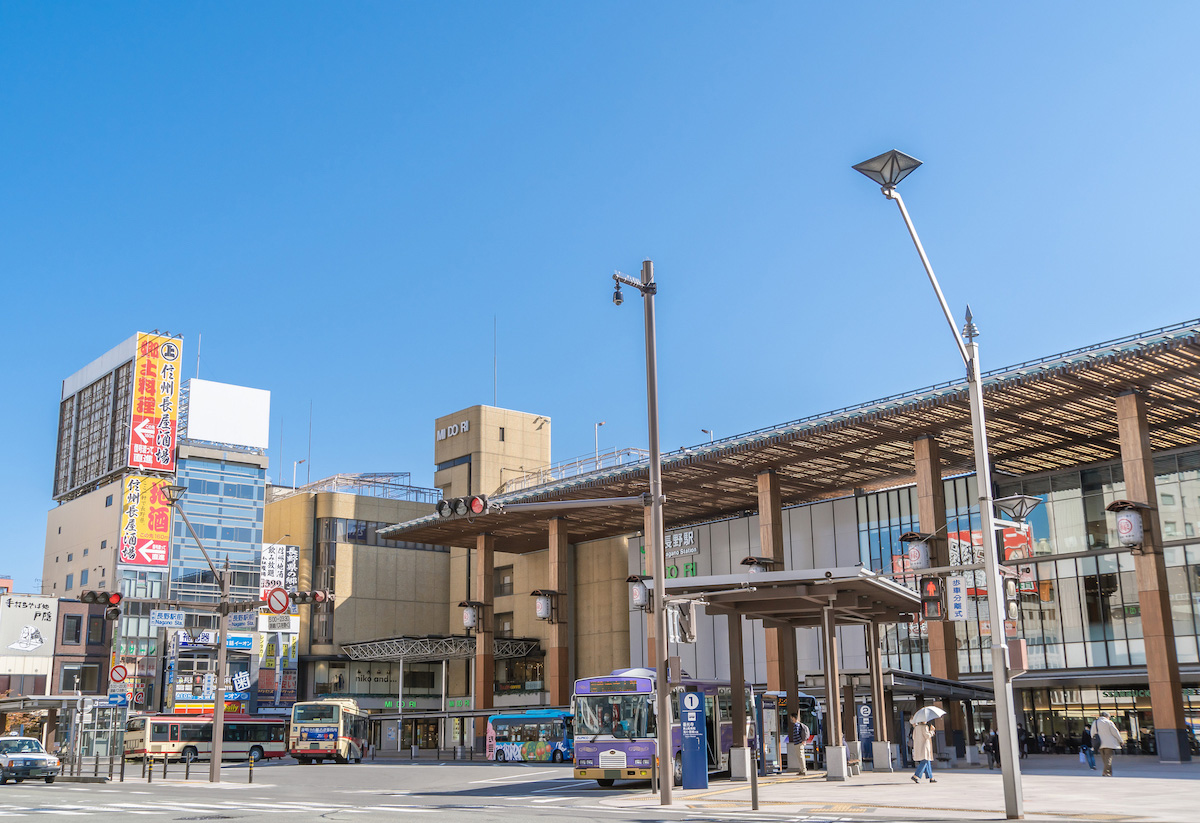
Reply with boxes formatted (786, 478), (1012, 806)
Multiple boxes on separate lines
(680, 690), (708, 789)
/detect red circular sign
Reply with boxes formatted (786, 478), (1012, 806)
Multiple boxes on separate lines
(135, 691), (145, 704)
(266, 587), (289, 615)
(110, 664), (128, 683)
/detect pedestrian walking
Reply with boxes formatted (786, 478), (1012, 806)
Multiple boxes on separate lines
(984, 728), (999, 770)
(911, 721), (937, 783)
(1078, 727), (1096, 770)
(1017, 724), (1028, 759)
(790, 717), (809, 775)
(1090, 712), (1124, 776)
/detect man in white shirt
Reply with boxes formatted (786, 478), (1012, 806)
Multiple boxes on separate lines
(1090, 712), (1124, 776)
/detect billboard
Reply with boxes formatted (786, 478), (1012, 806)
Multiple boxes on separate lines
(260, 543), (300, 599)
(127, 332), (183, 472)
(118, 475), (173, 567)
(0, 596), (59, 658)
(185, 379), (271, 449)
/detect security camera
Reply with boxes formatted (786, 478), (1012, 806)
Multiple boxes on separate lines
(825, 570), (833, 579)
(612, 284), (624, 306)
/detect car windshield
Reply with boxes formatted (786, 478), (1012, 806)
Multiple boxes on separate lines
(0, 739), (44, 755)
(574, 695), (656, 738)
(293, 704), (339, 724)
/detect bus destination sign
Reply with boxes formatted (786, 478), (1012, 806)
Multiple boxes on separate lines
(581, 678), (648, 694)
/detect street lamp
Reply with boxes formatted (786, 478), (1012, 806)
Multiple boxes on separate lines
(293, 459), (306, 489)
(162, 484), (229, 783)
(854, 149), (1024, 819)
(595, 421), (606, 469)
(701, 429), (713, 443)
(612, 260), (671, 806)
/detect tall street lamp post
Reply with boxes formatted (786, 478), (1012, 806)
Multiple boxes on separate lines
(162, 484), (230, 783)
(853, 150), (1024, 819)
(612, 260), (671, 806)
(595, 421), (606, 469)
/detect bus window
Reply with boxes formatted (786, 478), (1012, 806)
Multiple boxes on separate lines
(181, 725), (211, 742)
(126, 717), (145, 733)
(170, 725), (180, 742)
(151, 723), (170, 742)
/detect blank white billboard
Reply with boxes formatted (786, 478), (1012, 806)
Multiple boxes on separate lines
(186, 379), (271, 448)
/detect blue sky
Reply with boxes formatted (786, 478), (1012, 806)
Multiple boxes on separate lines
(2, 3), (1198, 592)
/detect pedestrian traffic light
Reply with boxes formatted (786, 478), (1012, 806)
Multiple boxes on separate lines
(81, 591), (123, 620)
(435, 495), (490, 518)
(919, 576), (944, 621)
(289, 590), (334, 605)
(1003, 576), (1020, 621)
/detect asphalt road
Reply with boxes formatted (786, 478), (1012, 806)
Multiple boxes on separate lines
(0, 759), (859, 823)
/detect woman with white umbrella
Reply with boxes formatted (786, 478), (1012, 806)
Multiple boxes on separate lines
(910, 706), (946, 784)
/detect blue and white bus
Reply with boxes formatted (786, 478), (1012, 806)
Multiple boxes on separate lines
(486, 709), (574, 763)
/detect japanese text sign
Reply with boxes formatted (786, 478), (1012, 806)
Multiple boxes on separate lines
(127, 332), (182, 472)
(119, 474), (173, 567)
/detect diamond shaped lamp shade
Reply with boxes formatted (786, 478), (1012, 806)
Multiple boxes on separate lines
(852, 150), (923, 187)
(994, 494), (1043, 523)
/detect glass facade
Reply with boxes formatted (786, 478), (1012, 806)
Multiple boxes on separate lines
(857, 447), (1200, 749)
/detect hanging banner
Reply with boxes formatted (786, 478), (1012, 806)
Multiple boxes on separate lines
(127, 332), (182, 472)
(118, 475), (173, 567)
(259, 543), (300, 599)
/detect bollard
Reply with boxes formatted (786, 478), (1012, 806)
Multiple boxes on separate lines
(141, 756), (146, 778)
(651, 756), (658, 794)
(185, 756), (190, 780)
(750, 748), (759, 811)
(120, 754), (125, 782)
(163, 755), (168, 779)
(248, 755), (254, 784)
(147, 756), (153, 784)
(94, 755), (99, 777)
(108, 750), (114, 780)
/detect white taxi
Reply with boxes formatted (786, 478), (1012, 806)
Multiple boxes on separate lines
(0, 736), (61, 784)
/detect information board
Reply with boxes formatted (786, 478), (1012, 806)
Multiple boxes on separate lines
(680, 691), (709, 789)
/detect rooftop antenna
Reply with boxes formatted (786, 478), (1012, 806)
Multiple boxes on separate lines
(307, 400), (313, 484)
(493, 315), (498, 406)
(195, 332), (202, 380)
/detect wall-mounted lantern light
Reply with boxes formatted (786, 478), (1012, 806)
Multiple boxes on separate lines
(627, 575), (652, 611)
(898, 532), (935, 570)
(458, 600), (484, 632)
(1106, 499), (1154, 554)
(740, 556), (779, 574)
(530, 589), (561, 623)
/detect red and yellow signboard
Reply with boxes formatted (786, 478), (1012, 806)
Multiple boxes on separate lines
(127, 332), (183, 472)
(119, 475), (173, 567)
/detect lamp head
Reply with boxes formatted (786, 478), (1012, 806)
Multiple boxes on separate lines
(994, 494), (1043, 524)
(612, 283), (624, 306)
(163, 484), (187, 505)
(852, 149), (923, 190)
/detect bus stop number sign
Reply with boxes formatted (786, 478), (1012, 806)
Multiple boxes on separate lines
(680, 690), (708, 790)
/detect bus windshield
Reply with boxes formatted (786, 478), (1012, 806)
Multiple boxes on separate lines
(575, 694), (656, 738)
(293, 704), (340, 724)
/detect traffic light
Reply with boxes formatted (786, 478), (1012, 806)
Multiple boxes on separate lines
(435, 495), (490, 518)
(81, 591), (123, 620)
(289, 590), (334, 605)
(919, 576), (944, 621)
(1003, 576), (1020, 622)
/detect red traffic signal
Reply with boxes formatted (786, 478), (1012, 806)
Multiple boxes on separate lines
(919, 577), (944, 602)
(81, 590), (120, 605)
(106, 592), (122, 606)
(436, 495), (490, 518)
(289, 590), (334, 605)
(919, 576), (944, 622)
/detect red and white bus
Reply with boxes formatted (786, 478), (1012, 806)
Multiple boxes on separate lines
(124, 713), (288, 762)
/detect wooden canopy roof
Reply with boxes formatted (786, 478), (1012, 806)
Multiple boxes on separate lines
(381, 319), (1200, 553)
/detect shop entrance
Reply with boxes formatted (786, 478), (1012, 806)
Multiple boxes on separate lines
(401, 719), (440, 750)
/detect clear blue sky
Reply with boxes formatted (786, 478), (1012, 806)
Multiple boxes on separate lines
(3, 3), (1198, 592)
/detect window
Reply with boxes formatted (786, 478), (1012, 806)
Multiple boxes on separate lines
(65, 573), (74, 591)
(87, 617), (105, 645)
(101, 540), (107, 550)
(80, 569), (89, 586)
(67, 553), (73, 562)
(495, 566), (514, 597)
(105, 495), (113, 507)
(59, 664), (99, 692)
(495, 612), (514, 638)
(499, 427), (505, 442)
(83, 548), (89, 557)
(63, 615), (82, 645)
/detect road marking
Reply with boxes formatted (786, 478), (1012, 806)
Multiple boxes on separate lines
(532, 796), (571, 803)
(469, 769), (557, 783)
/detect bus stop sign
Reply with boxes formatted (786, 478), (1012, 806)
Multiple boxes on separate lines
(680, 690), (708, 790)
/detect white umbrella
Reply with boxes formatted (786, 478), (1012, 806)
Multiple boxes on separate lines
(910, 706), (947, 725)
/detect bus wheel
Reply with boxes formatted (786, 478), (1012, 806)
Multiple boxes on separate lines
(297, 757), (310, 765)
(495, 750), (505, 763)
(596, 779), (614, 787)
(673, 754), (683, 787)
(552, 751), (563, 763)
(249, 747), (264, 762)
(182, 747), (199, 763)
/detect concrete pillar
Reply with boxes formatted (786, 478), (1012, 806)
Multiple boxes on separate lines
(782, 625), (802, 773)
(914, 435), (964, 759)
(473, 533), (495, 741)
(867, 622), (892, 771)
(1115, 391), (1191, 763)
(727, 612), (752, 780)
(758, 470), (796, 703)
(547, 518), (570, 707)
(822, 605), (847, 780)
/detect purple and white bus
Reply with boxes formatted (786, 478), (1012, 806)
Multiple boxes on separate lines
(572, 668), (753, 787)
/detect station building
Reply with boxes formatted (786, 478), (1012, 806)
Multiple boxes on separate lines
(381, 318), (1200, 762)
